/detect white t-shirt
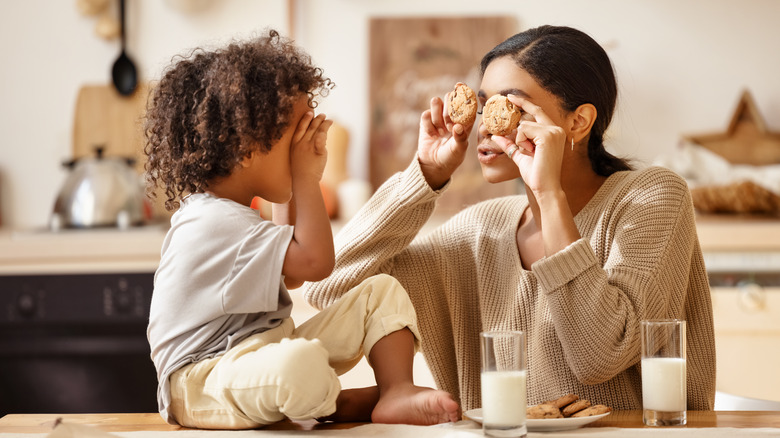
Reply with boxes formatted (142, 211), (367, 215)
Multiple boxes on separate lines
(147, 193), (294, 422)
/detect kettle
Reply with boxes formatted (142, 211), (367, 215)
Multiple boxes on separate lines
(51, 147), (146, 230)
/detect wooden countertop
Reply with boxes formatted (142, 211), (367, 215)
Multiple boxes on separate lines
(0, 411), (779, 433)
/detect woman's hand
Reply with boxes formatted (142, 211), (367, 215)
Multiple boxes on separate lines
(416, 96), (472, 190)
(491, 95), (567, 196)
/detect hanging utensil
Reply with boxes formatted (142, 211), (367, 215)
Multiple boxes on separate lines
(111, 0), (138, 96)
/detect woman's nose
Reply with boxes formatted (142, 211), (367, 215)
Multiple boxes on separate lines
(477, 121), (490, 141)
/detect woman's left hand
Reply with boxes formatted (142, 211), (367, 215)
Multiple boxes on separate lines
(491, 95), (567, 195)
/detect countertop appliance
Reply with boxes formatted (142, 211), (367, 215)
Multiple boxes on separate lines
(51, 147), (146, 230)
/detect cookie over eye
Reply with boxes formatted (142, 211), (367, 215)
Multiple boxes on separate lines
(482, 94), (523, 136)
(447, 82), (478, 126)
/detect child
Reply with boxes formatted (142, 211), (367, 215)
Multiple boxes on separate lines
(143, 29), (460, 429)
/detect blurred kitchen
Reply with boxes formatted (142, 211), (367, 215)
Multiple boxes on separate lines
(1, 0), (780, 416)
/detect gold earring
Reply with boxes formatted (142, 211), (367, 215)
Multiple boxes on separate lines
(571, 138), (575, 151)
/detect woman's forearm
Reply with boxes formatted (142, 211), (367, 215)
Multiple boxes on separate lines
(535, 189), (581, 257)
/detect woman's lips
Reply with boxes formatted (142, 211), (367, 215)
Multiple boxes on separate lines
(477, 144), (508, 164)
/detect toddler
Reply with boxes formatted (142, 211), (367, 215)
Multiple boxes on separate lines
(144, 29), (459, 429)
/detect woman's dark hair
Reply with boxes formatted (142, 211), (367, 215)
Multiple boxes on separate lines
(480, 25), (631, 176)
(144, 29), (334, 210)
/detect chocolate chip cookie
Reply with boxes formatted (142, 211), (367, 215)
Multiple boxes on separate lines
(482, 94), (522, 136)
(447, 82), (478, 126)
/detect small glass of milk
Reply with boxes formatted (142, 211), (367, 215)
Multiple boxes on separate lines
(640, 319), (687, 426)
(480, 330), (527, 437)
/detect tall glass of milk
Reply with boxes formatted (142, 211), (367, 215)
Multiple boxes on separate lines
(481, 330), (527, 437)
(641, 319), (687, 426)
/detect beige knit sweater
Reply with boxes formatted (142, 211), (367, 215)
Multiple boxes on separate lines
(306, 159), (716, 412)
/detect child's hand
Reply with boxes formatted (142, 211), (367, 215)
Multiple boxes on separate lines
(282, 111), (336, 286)
(290, 112), (333, 184)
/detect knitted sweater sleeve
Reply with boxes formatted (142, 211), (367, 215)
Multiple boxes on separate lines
(304, 159), (445, 309)
(532, 167), (714, 398)
(305, 159), (488, 403)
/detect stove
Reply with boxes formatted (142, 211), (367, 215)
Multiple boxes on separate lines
(0, 226), (166, 416)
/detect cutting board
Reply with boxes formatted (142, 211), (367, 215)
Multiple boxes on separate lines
(72, 82), (171, 220)
(72, 83), (148, 168)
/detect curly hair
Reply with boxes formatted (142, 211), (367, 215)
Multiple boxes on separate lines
(144, 29), (334, 211)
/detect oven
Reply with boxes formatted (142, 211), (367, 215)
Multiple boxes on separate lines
(0, 272), (157, 415)
(0, 227), (165, 416)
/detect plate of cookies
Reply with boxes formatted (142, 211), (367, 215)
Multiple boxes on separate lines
(465, 394), (612, 432)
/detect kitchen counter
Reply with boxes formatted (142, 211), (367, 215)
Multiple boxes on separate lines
(0, 225), (167, 275)
(695, 214), (780, 252)
(0, 411), (779, 435)
(2, 215), (778, 275)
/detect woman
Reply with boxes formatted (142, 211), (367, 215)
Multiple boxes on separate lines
(305, 25), (715, 412)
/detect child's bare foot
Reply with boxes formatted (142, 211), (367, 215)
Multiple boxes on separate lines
(317, 387), (379, 423)
(371, 384), (460, 425)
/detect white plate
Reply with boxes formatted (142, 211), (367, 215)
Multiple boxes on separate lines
(464, 408), (611, 432)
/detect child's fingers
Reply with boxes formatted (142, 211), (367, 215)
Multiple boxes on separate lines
(313, 120), (334, 153)
(300, 113), (328, 142)
(292, 111), (315, 143)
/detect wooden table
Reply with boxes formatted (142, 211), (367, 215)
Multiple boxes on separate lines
(0, 411), (779, 434)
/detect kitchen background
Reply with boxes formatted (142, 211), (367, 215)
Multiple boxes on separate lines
(1, 0), (780, 228)
(1, 0), (780, 415)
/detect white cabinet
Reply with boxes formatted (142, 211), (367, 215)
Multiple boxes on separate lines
(710, 284), (780, 401)
(698, 216), (780, 403)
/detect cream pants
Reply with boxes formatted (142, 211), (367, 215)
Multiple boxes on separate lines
(168, 274), (420, 429)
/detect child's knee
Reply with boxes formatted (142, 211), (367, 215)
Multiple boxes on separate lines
(355, 274), (409, 304)
(226, 338), (340, 420)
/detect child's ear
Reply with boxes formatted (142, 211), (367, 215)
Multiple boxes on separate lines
(240, 152), (255, 168)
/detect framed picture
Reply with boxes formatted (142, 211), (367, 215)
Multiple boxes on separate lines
(369, 16), (519, 215)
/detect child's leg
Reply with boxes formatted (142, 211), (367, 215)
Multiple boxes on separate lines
(295, 274), (460, 425)
(168, 319), (342, 429)
(368, 327), (461, 424)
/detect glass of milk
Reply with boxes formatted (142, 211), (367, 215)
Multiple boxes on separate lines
(641, 319), (687, 426)
(480, 330), (527, 437)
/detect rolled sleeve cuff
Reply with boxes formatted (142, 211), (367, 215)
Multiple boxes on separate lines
(532, 238), (599, 294)
(404, 157), (451, 198)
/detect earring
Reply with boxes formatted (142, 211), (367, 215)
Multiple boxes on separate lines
(571, 138), (575, 151)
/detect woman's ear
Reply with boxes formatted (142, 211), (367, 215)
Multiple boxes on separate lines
(569, 103), (597, 143)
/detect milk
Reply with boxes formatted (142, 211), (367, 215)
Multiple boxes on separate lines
(481, 370), (527, 426)
(642, 357), (687, 412)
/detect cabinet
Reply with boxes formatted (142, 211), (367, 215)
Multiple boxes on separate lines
(710, 281), (780, 401)
(697, 216), (780, 402)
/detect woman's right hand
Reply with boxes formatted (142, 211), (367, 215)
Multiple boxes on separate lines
(416, 96), (472, 190)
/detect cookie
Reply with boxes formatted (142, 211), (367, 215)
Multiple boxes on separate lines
(544, 393), (579, 409)
(570, 404), (612, 417)
(562, 399), (592, 417)
(482, 94), (522, 136)
(447, 82), (477, 126)
(526, 403), (563, 419)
